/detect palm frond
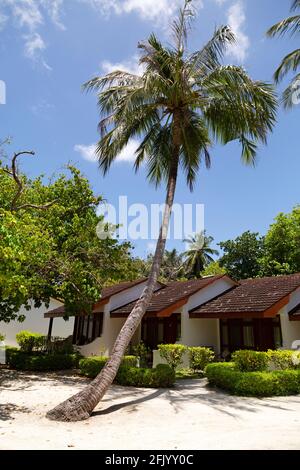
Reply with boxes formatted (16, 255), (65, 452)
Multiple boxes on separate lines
(282, 73), (300, 108)
(189, 26), (236, 77)
(171, 0), (195, 53)
(274, 49), (300, 83)
(292, 0), (300, 11)
(267, 15), (300, 37)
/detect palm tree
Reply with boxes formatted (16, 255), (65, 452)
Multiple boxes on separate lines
(47, 0), (277, 421)
(145, 248), (183, 281)
(183, 231), (218, 278)
(267, 0), (300, 107)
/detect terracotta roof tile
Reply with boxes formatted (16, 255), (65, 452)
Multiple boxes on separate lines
(111, 275), (227, 316)
(44, 278), (148, 318)
(190, 273), (300, 317)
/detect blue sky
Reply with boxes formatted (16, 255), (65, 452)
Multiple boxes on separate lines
(0, 0), (299, 258)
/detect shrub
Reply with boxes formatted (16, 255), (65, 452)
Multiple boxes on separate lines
(6, 347), (79, 371)
(205, 362), (300, 397)
(232, 350), (269, 372)
(267, 350), (300, 370)
(0, 333), (5, 342)
(79, 355), (137, 378)
(188, 347), (215, 371)
(158, 344), (186, 370)
(132, 341), (151, 368)
(116, 364), (175, 388)
(16, 331), (45, 353)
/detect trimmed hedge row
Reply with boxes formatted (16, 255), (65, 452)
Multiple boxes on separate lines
(116, 364), (175, 388)
(79, 356), (175, 388)
(6, 347), (80, 371)
(205, 362), (300, 397)
(232, 349), (300, 372)
(79, 356), (137, 377)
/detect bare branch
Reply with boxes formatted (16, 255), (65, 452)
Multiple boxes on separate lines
(10, 151), (35, 211)
(4, 150), (57, 212)
(15, 200), (58, 212)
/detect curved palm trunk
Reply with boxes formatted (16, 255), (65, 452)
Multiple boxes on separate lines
(47, 142), (180, 422)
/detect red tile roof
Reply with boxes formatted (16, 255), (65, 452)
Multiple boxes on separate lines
(190, 273), (300, 318)
(44, 278), (149, 318)
(111, 275), (229, 317)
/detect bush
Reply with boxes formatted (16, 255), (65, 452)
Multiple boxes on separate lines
(16, 331), (45, 353)
(205, 362), (300, 397)
(79, 355), (137, 378)
(132, 341), (151, 368)
(232, 350), (269, 372)
(188, 347), (215, 371)
(0, 333), (5, 342)
(116, 364), (175, 388)
(158, 344), (186, 370)
(267, 350), (300, 370)
(6, 347), (79, 371)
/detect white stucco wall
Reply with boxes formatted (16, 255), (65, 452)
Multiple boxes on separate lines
(280, 287), (300, 349)
(0, 299), (74, 347)
(77, 283), (156, 357)
(180, 277), (235, 353)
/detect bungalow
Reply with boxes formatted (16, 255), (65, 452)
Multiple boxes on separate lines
(2, 273), (300, 364)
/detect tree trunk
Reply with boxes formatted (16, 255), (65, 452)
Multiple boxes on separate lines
(46, 119), (181, 422)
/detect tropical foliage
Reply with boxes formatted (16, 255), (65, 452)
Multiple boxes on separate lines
(219, 231), (265, 280)
(0, 155), (139, 322)
(183, 231), (218, 278)
(267, 0), (300, 107)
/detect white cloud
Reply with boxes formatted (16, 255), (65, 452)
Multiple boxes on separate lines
(0, 12), (8, 30)
(74, 139), (139, 164)
(84, 0), (195, 24)
(23, 32), (52, 69)
(101, 56), (143, 76)
(226, 1), (250, 62)
(116, 139), (139, 162)
(41, 0), (65, 30)
(74, 143), (98, 162)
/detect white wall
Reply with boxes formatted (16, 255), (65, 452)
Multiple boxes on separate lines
(179, 278), (234, 353)
(0, 299), (74, 347)
(280, 287), (300, 349)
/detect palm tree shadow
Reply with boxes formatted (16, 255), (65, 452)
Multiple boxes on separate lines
(92, 389), (166, 416)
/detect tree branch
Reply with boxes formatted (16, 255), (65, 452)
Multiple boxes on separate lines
(7, 150), (57, 211)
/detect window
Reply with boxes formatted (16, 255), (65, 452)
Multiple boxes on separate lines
(73, 313), (103, 346)
(243, 325), (255, 348)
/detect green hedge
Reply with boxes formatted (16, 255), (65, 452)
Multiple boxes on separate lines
(205, 362), (300, 397)
(79, 355), (137, 378)
(79, 356), (175, 388)
(16, 331), (45, 353)
(116, 364), (175, 388)
(6, 347), (80, 371)
(232, 350), (269, 372)
(188, 347), (215, 371)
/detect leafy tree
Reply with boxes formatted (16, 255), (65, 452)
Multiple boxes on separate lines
(142, 249), (184, 281)
(267, 0), (300, 107)
(183, 231), (218, 278)
(48, 0), (277, 421)
(0, 153), (138, 321)
(201, 261), (226, 277)
(260, 206), (300, 275)
(219, 231), (265, 280)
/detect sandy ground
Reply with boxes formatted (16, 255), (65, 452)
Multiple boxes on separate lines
(1, 369), (300, 450)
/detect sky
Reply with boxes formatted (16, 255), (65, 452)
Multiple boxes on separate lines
(0, 0), (299, 259)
